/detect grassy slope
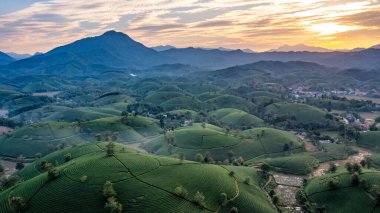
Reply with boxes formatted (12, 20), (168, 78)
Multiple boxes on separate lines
(210, 108), (264, 128)
(0, 116), (162, 158)
(305, 168), (380, 213)
(0, 143), (276, 213)
(265, 102), (327, 124)
(145, 124), (301, 162)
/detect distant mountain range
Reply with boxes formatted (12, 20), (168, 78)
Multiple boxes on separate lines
(268, 44), (332, 52)
(1, 31), (380, 77)
(0, 51), (15, 65)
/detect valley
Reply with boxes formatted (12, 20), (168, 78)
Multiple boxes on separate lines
(0, 31), (379, 213)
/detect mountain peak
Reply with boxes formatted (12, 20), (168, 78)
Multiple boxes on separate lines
(101, 30), (131, 39)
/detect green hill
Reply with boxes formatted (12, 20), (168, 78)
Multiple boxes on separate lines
(209, 108), (265, 128)
(92, 94), (134, 107)
(0, 116), (162, 158)
(357, 131), (380, 150)
(206, 95), (255, 111)
(145, 124), (302, 163)
(46, 107), (120, 122)
(264, 102), (335, 128)
(303, 168), (380, 212)
(144, 92), (185, 105)
(0, 122), (82, 158)
(0, 143), (276, 213)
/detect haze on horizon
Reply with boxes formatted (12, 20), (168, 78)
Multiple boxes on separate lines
(0, 0), (379, 54)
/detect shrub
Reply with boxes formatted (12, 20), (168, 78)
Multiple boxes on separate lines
(80, 175), (88, 183)
(195, 153), (204, 163)
(230, 207), (239, 213)
(64, 153), (72, 162)
(106, 142), (115, 156)
(351, 172), (360, 186)
(327, 179), (339, 190)
(105, 197), (122, 213)
(174, 186), (188, 198)
(193, 191), (205, 207)
(11, 196), (26, 213)
(219, 193), (228, 206)
(328, 162), (337, 173)
(229, 171), (235, 177)
(244, 177), (251, 185)
(47, 167), (60, 180)
(103, 181), (117, 198)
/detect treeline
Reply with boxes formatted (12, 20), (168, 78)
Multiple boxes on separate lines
(0, 118), (20, 128)
(8, 104), (43, 117)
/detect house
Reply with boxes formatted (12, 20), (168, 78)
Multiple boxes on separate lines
(319, 140), (332, 144)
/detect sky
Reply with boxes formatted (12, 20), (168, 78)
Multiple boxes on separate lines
(0, 0), (379, 54)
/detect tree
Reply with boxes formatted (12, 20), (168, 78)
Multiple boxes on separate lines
(244, 177), (251, 185)
(272, 195), (279, 204)
(106, 141), (115, 156)
(168, 144), (173, 154)
(174, 186), (188, 198)
(193, 191), (205, 207)
(283, 143), (290, 152)
(260, 163), (270, 174)
(219, 193), (228, 206)
(345, 162), (354, 173)
(103, 181), (117, 198)
(11, 196), (26, 213)
(64, 153), (72, 162)
(370, 185), (380, 206)
(178, 153), (185, 163)
(352, 163), (362, 174)
(47, 166), (60, 180)
(195, 153), (204, 163)
(328, 162), (337, 173)
(105, 197), (123, 213)
(230, 207), (239, 213)
(351, 172), (360, 186)
(16, 155), (25, 170)
(327, 179), (339, 190)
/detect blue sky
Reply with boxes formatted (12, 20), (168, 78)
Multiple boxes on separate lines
(0, 0), (379, 54)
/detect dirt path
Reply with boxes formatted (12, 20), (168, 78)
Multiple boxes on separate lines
(310, 147), (373, 178)
(303, 140), (317, 152)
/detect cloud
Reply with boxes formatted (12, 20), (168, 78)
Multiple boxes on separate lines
(0, 0), (379, 53)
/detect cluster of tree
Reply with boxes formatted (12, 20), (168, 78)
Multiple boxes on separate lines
(194, 152), (215, 164)
(96, 132), (118, 142)
(0, 175), (21, 190)
(8, 104), (43, 118)
(96, 91), (123, 100)
(0, 118), (19, 128)
(10, 196), (27, 213)
(41, 161), (59, 181)
(126, 103), (163, 116)
(306, 96), (379, 112)
(103, 181), (122, 213)
(338, 124), (361, 142)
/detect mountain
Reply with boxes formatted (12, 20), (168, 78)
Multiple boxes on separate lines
(5, 52), (32, 60)
(269, 44), (332, 52)
(371, 44), (380, 49)
(7, 31), (167, 75)
(162, 47), (380, 69)
(3, 31), (380, 76)
(151, 45), (175, 51)
(201, 47), (255, 53)
(0, 51), (15, 65)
